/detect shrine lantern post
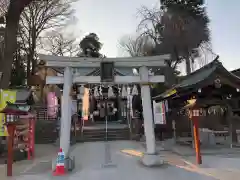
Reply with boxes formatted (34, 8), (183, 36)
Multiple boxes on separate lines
(1, 102), (34, 177)
(191, 108), (202, 165)
(4, 115), (17, 177)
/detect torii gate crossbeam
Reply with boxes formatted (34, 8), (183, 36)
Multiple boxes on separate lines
(39, 54), (170, 167)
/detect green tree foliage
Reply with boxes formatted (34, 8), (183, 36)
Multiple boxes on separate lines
(159, 0), (210, 74)
(79, 33), (103, 58)
(130, 0), (210, 94)
(161, 0), (206, 18)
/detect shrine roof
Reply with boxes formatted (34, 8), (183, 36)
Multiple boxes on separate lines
(0, 101), (31, 115)
(231, 68), (240, 77)
(16, 89), (32, 102)
(153, 58), (240, 101)
(1, 88), (34, 106)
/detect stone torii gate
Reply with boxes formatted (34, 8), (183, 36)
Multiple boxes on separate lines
(39, 54), (170, 166)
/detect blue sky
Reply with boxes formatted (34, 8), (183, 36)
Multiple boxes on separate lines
(73, 0), (239, 71)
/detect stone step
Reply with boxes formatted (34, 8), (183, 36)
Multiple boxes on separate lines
(80, 137), (129, 142)
(80, 128), (130, 142)
(83, 129), (129, 134)
(35, 119), (58, 144)
(83, 133), (129, 139)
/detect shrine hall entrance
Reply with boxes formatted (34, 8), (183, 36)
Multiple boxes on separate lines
(84, 67), (131, 124)
(88, 84), (129, 124)
(91, 97), (119, 123)
(78, 83), (132, 142)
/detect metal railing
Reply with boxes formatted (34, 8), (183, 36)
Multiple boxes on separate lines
(34, 105), (59, 121)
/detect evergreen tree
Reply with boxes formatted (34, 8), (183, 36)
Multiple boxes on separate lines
(161, 0), (206, 18)
(79, 33), (103, 58)
(159, 0), (210, 74)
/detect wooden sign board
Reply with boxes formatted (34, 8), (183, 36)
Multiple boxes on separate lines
(100, 62), (114, 82)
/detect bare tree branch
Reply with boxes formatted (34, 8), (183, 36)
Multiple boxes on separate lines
(135, 4), (210, 74)
(39, 30), (80, 57)
(18, 0), (77, 76)
(137, 6), (163, 44)
(119, 34), (155, 57)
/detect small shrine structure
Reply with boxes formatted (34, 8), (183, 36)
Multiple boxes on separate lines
(0, 88), (35, 176)
(153, 58), (240, 164)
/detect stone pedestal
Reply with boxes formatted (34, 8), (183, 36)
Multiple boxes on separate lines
(141, 153), (164, 167)
(199, 130), (216, 147)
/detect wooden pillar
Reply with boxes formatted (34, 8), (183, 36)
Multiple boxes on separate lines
(227, 104), (234, 148)
(32, 118), (35, 159)
(172, 120), (176, 143)
(28, 118), (31, 160)
(192, 114), (202, 164)
(6, 124), (15, 177)
(28, 117), (35, 160)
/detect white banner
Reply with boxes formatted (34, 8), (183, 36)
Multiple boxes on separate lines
(153, 101), (166, 124)
(72, 100), (77, 115)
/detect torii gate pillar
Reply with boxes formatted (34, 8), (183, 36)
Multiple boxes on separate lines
(60, 67), (73, 157)
(40, 54), (170, 167)
(139, 66), (164, 166)
(139, 66), (156, 154)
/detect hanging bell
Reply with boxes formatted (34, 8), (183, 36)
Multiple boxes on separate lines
(132, 85), (138, 95)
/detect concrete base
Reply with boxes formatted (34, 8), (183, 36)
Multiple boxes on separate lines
(65, 156), (75, 171)
(52, 156), (75, 172)
(140, 153), (164, 167)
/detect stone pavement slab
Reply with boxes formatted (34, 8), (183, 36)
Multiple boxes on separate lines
(183, 154), (240, 176)
(0, 144), (59, 180)
(13, 141), (216, 180)
(167, 145), (240, 180)
(187, 155), (240, 170)
(167, 143), (240, 156)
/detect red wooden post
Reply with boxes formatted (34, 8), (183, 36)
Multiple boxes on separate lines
(31, 117), (35, 159)
(27, 118), (31, 160)
(6, 124), (16, 177)
(192, 109), (202, 165)
(27, 116), (35, 160)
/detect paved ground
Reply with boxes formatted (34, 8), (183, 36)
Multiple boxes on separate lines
(7, 141), (218, 180)
(182, 154), (240, 180)
(0, 144), (59, 180)
(161, 140), (240, 180)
